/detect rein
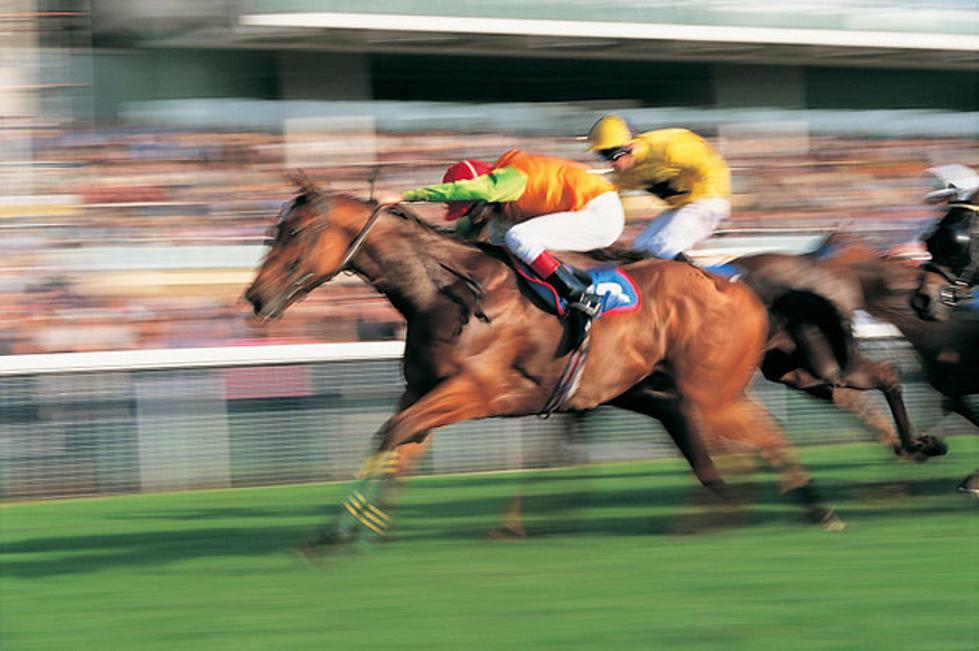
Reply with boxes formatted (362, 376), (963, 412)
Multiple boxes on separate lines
(323, 201), (393, 281)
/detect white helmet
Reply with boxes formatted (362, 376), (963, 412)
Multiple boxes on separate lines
(922, 164), (979, 203)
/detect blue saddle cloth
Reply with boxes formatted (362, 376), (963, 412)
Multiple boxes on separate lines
(515, 262), (641, 317)
(698, 262), (744, 281)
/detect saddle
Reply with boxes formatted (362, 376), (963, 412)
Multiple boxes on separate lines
(511, 258), (642, 414)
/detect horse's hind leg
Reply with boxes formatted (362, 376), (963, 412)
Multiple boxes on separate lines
(323, 375), (499, 549)
(695, 395), (843, 529)
(611, 388), (758, 532)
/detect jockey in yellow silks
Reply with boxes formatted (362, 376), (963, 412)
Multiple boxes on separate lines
(587, 114), (731, 261)
(384, 149), (625, 348)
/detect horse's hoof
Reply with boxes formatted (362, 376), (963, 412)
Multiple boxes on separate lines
(806, 506), (845, 531)
(291, 543), (325, 567)
(896, 435), (948, 462)
(917, 435), (949, 457)
(295, 527), (355, 558)
(820, 511), (846, 532)
(486, 525), (527, 541)
(957, 472), (979, 497)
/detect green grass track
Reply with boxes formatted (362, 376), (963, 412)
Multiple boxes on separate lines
(2, 439), (977, 650)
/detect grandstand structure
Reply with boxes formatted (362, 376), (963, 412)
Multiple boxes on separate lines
(6, 1), (977, 127)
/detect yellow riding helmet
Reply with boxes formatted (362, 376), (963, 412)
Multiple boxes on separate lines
(587, 115), (635, 152)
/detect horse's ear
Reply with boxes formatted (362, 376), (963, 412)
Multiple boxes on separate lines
(367, 165), (380, 202)
(286, 169), (317, 195)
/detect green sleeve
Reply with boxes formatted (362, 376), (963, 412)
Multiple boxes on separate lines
(403, 166), (527, 203)
(452, 215), (486, 241)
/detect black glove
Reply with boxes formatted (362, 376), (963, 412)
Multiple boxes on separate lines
(646, 180), (688, 200)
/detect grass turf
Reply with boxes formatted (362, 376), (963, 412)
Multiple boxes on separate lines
(1, 439), (977, 650)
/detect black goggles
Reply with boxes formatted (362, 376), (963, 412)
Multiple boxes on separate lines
(598, 147), (630, 162)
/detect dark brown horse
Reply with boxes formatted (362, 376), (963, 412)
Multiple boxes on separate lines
(729, 239), (974, 458)
(910, 202), (979, 494)
(912, 201), (978, 324)
(244, 182), (839, 549)
(730, 244), (949, 461)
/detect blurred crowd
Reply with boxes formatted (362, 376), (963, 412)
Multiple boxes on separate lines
(0, 124), (975, 355)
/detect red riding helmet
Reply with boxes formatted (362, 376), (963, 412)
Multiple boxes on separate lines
(442, 159), (492, 221)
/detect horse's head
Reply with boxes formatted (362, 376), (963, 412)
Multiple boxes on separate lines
(912, 203), (978, 322)
(244, 179), (378, 320)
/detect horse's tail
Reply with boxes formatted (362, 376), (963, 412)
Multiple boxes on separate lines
(769, 290), (855, 372)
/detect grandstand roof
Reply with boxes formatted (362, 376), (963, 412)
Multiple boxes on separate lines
(92, 1), (978, 71)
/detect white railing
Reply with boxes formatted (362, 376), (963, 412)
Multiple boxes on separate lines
(0, 342), (405, 376)
(0, 336), (956, 502)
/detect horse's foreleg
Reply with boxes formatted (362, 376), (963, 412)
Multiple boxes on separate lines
(945, 397), (978, 496)
(328, 434), (435, 548)
(822, 387), (902, 450)
(377, 374), (496, 450)
(328, 376), (496, 548)
(840, 359), (947, 459)
(314, 389), (436, 552)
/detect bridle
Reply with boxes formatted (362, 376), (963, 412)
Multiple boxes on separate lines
(328, 201), (391, 280)
(268, 195), (393, 311)
(919, 202), (979, 308)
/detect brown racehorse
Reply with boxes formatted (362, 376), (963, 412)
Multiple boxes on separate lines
(244, 181), (839, 550)
(715, 238), (974, 463)
(912, 199), (978, 324)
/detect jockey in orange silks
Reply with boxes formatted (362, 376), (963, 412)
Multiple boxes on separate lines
(386, 149), (625, 348)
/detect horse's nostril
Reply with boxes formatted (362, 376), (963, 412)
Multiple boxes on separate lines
(244, 290), (262, 315)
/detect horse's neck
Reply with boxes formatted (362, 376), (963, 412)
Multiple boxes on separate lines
(855, 261), (938, 341)
(350, 214), (488, 316)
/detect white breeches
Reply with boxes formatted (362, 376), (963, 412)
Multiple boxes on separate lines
(632, 198), (730, 260)
(487, 191), (625, 265)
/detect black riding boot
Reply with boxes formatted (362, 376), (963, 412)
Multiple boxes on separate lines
(544, 265), (602, 354)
